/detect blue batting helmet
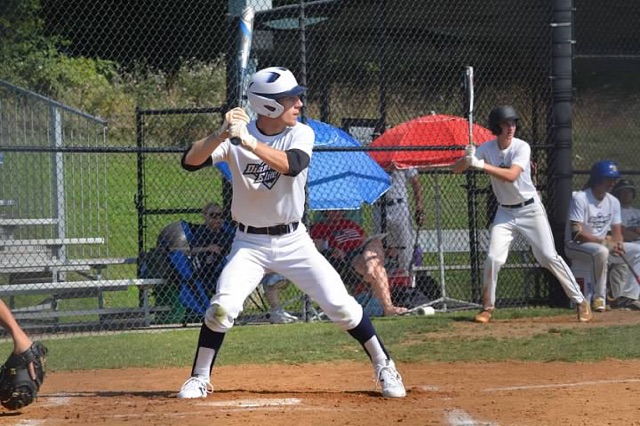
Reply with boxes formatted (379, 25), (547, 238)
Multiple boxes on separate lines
(589, 160), (620, 184)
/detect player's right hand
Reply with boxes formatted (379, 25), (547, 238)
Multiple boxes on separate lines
(467, 155), (485, 170)
(229, 121), (258, 151)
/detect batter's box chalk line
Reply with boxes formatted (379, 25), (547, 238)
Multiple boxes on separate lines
(201, 397), (301, 408)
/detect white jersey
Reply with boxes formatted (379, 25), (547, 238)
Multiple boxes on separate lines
(621, 206), (640, 228)
(210, 121), (314, 227)
(386, 169), (418, 201)
(475, 137), (538, 205)
(565, 189), (621, 242)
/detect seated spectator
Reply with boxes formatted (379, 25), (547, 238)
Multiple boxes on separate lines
(564, 161), (638, 312)
(611, 179), (640, 309)
(151, 202), (235, 324)
(310, 210), (408, 317)
(261, 273), (299, 324)
(187, 202), (234, 295)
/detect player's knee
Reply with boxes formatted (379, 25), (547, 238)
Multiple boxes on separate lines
(324, 298), (362, 330)
(536, 252), (559, 269)
(203, 300), (237, 332)
(593, 245), (609, 264)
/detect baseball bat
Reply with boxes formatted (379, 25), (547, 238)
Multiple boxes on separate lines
(230, 6), (255, 146)
(620, 253), (640, 285)
(463, 66), (475, 146)
(403, 304), (435, 316)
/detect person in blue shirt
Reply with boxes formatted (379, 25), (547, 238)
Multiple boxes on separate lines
(187, 202), (234, 297)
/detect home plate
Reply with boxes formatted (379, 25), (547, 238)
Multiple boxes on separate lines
(202, 398), (301, 408)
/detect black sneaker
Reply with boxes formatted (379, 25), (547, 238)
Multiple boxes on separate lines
(611, 297), (640, 310)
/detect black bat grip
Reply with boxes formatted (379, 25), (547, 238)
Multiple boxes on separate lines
(230, 137), (241, 146)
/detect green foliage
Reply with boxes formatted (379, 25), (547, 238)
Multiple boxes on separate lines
(1, 0), (227, 144)
(0, 0), (119, 115)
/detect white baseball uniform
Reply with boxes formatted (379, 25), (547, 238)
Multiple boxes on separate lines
(564, 190), (636, 300)
(474, 137), (585, 309)
(205, 121), (364, 332)
(620, 206), (640, 299)
(621, 205), (640, 230)
(376, 169), (418, 271)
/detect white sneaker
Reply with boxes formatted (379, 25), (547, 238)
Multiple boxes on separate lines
(268, 309), (299, 324)
(176, 376), (213, 399)
(375, 359), (406, 398)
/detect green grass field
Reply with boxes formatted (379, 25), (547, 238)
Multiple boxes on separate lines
(3, 308), (638, 372)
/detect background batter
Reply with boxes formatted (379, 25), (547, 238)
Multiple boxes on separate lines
(452, 105), (591, 323)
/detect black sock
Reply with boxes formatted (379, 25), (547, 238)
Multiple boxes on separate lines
(347, 313), (389, 362)
(190, 323), (226, 377)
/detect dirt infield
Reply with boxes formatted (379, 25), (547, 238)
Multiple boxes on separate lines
(2, 311), (640, 426)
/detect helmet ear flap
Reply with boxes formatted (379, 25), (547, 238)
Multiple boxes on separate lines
(247, 92), (284, 118)
(263, 100), (284, 117)
(489, 123), (502, 135)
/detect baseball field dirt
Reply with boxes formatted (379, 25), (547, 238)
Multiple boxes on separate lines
(2, 310), (639, 425)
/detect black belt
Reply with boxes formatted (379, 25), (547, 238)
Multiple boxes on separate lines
(383, 198), (405, 207)
(500, 198), (534, 209)
(238, 222), (299, 236)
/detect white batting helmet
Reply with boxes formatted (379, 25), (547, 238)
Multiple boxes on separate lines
(247, 67), (306, 118)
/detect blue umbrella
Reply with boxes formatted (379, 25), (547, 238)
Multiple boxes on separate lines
(215, 119), (390, 210)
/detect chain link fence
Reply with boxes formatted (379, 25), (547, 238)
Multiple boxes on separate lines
(1, 0), (638, 334)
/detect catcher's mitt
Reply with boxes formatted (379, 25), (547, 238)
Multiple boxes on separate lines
(0, 342), (48, 410)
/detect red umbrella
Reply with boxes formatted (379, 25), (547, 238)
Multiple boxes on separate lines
(368, 114), (495, 169)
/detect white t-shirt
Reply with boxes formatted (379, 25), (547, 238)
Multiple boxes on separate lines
(565, 188), (621, 242)
(386, 168), (419, 201)
(621, 206), (640, 228)
(475, 137), (538, 205)
(210, 121), (314, 227)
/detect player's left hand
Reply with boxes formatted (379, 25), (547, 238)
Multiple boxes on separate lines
(228, 122), (258, 151)
(224, 107), (250, 128)
(216, 107), (250, 138)
(612, 241), (625, 256)
(603, 236), (625, 256)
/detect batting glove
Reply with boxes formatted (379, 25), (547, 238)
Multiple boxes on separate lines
(464, 144), (476, 157)
(467, 155), (485, 170)
(229, 122), (258, 151)
(216, 107), (250, 137)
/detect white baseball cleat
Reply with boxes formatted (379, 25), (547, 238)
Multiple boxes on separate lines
(268, 308), (299, 324)
(375, 359), (406, 398)
(177, 376), (213, 399)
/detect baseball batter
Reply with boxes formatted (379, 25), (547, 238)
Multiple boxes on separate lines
(176, 67), (405, 399)
(452, 105), (591, 323)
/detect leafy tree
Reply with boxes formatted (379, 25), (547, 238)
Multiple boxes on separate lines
(0, 0), (118, 112)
